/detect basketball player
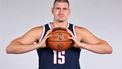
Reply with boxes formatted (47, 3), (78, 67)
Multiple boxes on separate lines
(6, 0), (112, 69)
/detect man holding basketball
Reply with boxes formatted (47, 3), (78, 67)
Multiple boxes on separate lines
(6, 0), (112, 69)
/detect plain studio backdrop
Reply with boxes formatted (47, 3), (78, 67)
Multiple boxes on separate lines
(0, 0), (122, 69)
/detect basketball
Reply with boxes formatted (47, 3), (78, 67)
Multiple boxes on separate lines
(46, 27), (74, 51)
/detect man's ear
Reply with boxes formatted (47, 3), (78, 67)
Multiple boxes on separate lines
(68, 9), (71, 15)
(51, 8), (54, 14)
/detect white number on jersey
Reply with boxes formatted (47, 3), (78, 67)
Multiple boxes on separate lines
(53, 50), (65, 64)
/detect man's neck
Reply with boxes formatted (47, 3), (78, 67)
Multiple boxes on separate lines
(51, 21), (68, 28)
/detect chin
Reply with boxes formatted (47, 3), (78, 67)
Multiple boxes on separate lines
(58, 20), (64, 23)
(58, 19), (66, 22)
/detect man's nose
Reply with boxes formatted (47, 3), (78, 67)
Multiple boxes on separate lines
(59, 9), (63, 14)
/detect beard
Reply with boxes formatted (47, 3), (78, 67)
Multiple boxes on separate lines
(56, 18), (66, 23)
(58, 20), (64, 23)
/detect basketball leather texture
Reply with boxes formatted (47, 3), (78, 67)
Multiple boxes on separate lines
(46, 27), (73, 51)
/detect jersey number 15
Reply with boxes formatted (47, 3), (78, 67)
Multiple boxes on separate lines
(53, 51), (65, 64)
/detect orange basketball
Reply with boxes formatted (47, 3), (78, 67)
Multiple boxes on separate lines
(46, 27), (74, 51)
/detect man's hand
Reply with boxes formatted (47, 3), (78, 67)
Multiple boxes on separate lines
(66, 29), (82, 48)
(37, 29), (52, 48)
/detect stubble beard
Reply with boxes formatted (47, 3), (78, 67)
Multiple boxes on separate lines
(56, 18), (67, 23)
(54, 19), (64, 23)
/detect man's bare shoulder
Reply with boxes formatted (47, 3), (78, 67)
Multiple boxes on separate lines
(74, 25), (94, 41)
(75, 25), (89, 33)
(30, 26), (43, 32)
(23, 26), (43, 37)
(26, 26), (43, 39)
(12, 26), (44, 44)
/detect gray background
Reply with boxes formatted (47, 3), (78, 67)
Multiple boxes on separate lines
(0, 0), (122, 69)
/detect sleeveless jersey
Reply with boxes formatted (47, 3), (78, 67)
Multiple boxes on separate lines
(37, 23), (81, 69)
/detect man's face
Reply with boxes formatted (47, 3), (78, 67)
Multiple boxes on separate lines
(52, 2), (70, 22)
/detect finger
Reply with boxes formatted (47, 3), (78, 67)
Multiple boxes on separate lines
(47, 29), (53, 34)
(46, 35), (52, 39)
(41, 45), (46, 48)
(67, 37), (73, 40)
(45, 29), (53, 37)
(66, 29), (75, 37)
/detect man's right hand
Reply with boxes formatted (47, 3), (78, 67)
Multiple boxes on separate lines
(37, 29), (52, 48)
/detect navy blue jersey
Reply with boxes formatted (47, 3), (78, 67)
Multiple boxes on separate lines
(37, 23), (81, 69)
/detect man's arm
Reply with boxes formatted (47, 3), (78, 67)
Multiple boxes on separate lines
(68, 26), (112, 54)
(77, 26), (112, 54)
(6, 26), (50, 54)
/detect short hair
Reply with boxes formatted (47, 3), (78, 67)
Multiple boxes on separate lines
(53, 0), (70, 7)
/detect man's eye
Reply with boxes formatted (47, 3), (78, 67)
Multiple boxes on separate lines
(56, 8), (60, 10)
(63, 8), (68, 10)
